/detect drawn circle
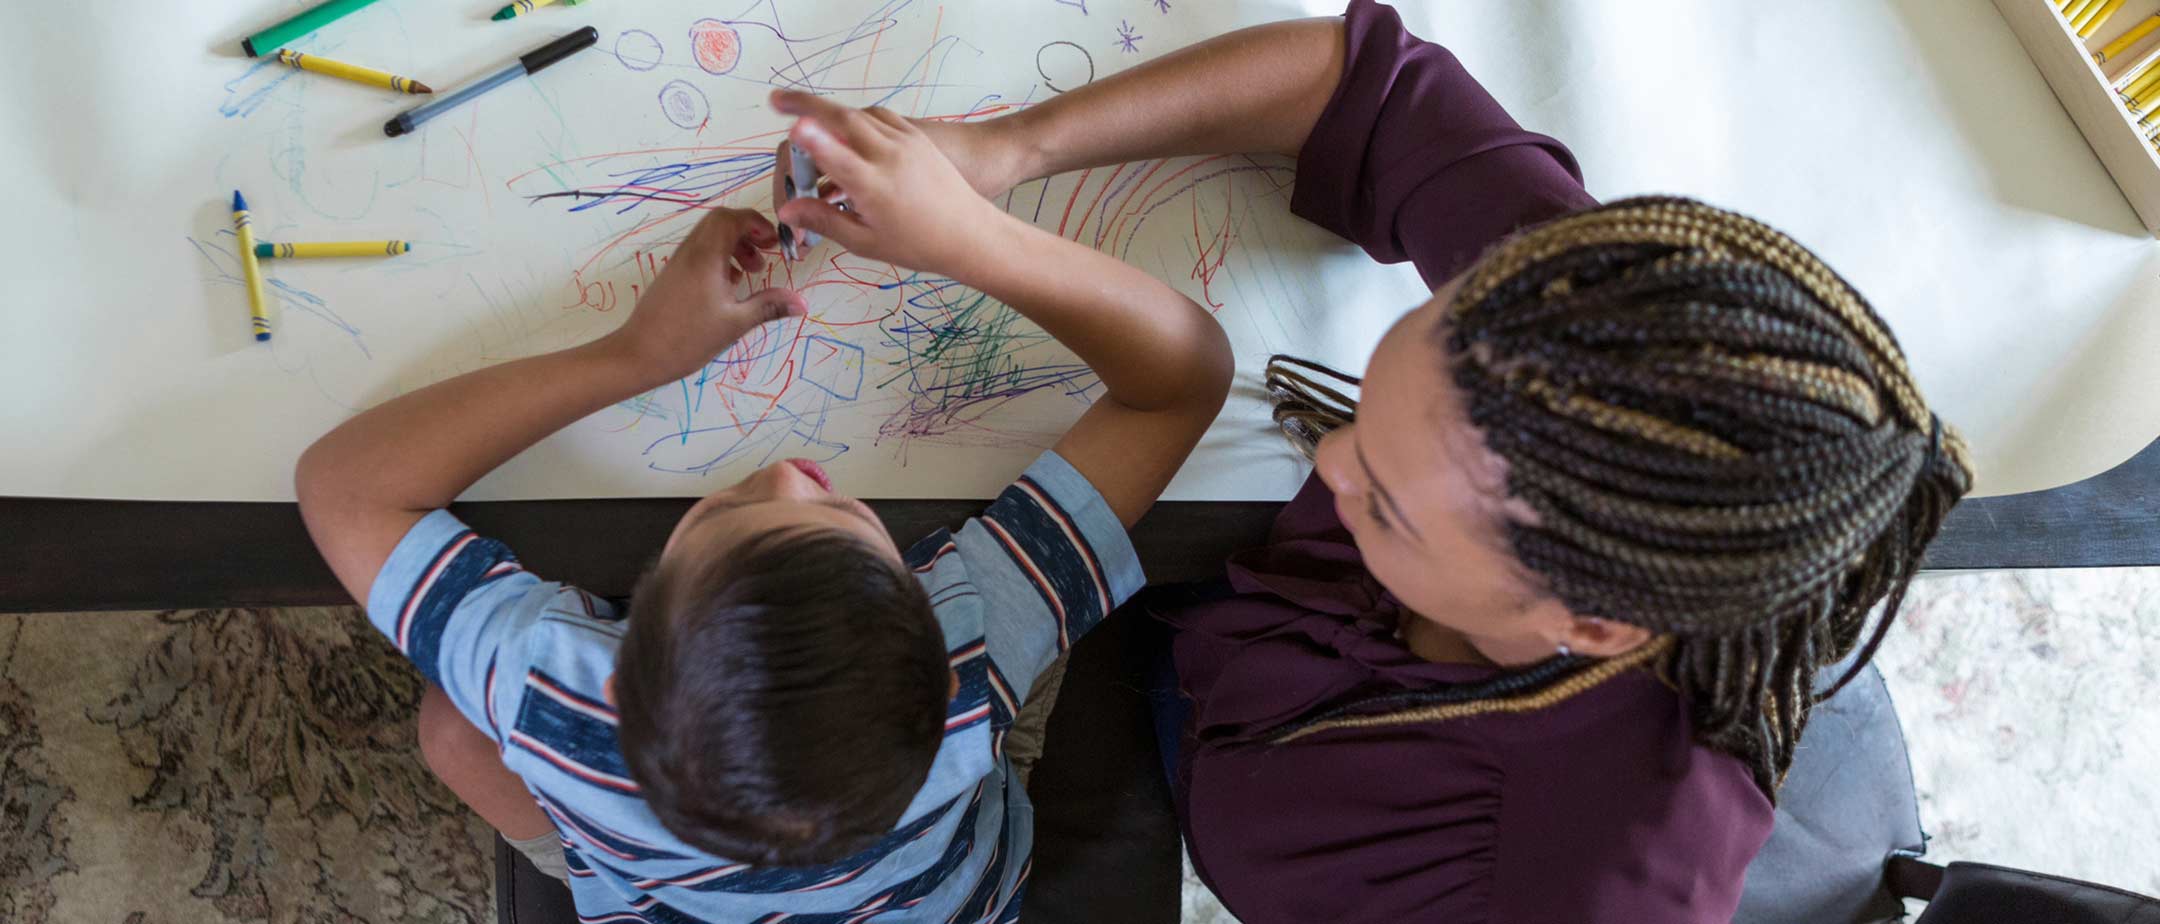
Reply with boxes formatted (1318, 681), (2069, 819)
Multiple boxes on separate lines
(1036, 41), (1095, 94)
(614, 29), (663, 72)
(689, 20), (742, 76)
(658, 79), (710, 129)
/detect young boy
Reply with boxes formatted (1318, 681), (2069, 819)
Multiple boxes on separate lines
(295, 91), (1231, 922)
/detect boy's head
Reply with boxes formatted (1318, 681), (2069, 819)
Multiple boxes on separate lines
(613, 458), (952, 867)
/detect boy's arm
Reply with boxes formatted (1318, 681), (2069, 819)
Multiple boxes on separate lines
(774, 93), (1232, 527)
(922, 17), (1347, 197)
(295, 209), (805, 603)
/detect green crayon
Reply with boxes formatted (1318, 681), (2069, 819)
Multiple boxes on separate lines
(243, 0), (387, 57)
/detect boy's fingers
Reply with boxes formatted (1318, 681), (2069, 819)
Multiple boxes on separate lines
(777, 198), (869, 251)
(687, 206), (763, 255)
(733, 237), (767, 275)
(737, 286), (810, 327)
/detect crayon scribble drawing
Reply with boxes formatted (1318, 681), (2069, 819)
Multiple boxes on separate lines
(473, 0), (1350, 488)
(143, 0), (1420, 502)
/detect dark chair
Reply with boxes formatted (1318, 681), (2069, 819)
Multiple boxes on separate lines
(498, 625), (2158, 924)
(1736, 662), (2160, 923)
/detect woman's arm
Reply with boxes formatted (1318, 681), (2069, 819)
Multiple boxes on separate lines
(774, 92), (1232, 525)
(925, 17), (1347, 196)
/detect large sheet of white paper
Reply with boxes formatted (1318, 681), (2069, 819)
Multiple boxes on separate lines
(2, 0), (2153, 501)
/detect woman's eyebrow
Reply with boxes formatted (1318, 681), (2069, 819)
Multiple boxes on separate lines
(1356, 443), (1425, 543)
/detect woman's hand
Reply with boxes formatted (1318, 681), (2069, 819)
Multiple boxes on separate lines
(770, 90), (1014, 281)
(909, 116), (1036, 199)
(607, 207), (806, 383)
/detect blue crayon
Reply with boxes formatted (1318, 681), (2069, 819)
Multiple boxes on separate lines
(230, 191), (272, 342)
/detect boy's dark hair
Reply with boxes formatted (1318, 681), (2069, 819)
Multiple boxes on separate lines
(615, 526), (950, 867)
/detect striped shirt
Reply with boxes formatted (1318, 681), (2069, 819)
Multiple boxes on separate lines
(364, 452), (1144, 923)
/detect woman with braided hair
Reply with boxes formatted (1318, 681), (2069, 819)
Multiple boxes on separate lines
(918, 1), (1974, 920)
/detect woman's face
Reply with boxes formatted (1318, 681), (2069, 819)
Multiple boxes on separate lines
(1312, 277), (1647, 665)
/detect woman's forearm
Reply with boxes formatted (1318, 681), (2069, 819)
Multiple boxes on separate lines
(1004, 17), (1346, 177)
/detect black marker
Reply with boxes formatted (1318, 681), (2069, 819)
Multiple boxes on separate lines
(385, 27), (598, 138)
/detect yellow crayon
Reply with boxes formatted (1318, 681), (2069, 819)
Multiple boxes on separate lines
(491, 0), (578, 21)
(231, 191), (271, 342)
(276, 49), (433, 94)
(255, 240), (413, 259)
(2063, 0), (2102, 24)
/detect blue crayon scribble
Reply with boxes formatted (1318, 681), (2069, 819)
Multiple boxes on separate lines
(187, 234), (369, 356)
(219, 56), (300, 118)
(800, 336), (866, 401)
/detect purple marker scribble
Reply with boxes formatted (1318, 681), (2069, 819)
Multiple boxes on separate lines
(1153, 0), (1170, 13)
(1115, 19), (1143, 53)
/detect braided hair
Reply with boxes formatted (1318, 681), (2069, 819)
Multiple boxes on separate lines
(1265, 197), (1975, 795)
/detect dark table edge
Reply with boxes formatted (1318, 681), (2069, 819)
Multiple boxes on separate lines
(4, 439), (2153, 613)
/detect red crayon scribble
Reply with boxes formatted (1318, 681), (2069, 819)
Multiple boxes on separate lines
(1190, 183), (1234, 310)
(690, 20), (743, 75)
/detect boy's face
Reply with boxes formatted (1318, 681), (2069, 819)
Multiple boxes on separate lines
(662, 458), (902, 566)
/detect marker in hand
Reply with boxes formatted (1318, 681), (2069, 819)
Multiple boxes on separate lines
(774, 142), (823, 262)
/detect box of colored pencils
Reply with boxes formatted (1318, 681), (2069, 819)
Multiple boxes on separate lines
(1997, 0), (2160, 233)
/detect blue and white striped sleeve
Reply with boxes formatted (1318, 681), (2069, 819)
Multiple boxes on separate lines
(364, 509), (552, 744)
(952, 452), (1146, 703)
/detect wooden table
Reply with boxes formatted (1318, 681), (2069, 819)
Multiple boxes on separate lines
(5, 440), (2155, 614)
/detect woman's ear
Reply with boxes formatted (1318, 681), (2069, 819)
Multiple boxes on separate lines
(603, 673), (617, 707)
(1558, 616), (1654, 659)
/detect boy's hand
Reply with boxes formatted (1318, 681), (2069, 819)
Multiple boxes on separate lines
(609, 207), (807, 382)
(770, 90), (1012, 279)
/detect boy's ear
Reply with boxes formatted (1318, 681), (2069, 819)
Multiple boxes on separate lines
(948, 670), (959, 704)
(604, 673), (618, 708)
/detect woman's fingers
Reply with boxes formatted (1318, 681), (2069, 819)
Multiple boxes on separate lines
(771, 90), (890, 152)
(777, 198), (871, 252)
(788, 119), (869, 189)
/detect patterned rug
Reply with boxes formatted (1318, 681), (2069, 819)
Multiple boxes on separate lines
(0, 608), (494, 924)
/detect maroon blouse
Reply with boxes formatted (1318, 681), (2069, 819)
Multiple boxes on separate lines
(1165, 3), (1775, 922)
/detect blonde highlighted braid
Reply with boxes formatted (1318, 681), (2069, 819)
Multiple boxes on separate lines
(1264, 197), (1975, 796)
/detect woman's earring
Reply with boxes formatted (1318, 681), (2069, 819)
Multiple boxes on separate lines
(1556, 643), (1573, 658)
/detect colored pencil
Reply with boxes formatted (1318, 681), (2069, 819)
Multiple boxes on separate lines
(2123, 76), (2160, 117)
(2099, 14), (2160, 65)
(242, 0), (387, 57)
(255, 241), (412, 258)
(276, 50), (431, 94)
(2079, 0), (2127, 36)
(231, 191), (271, 342)
(492, 0), (590, 22)
(2110, 43), (2160, 88)
(2063, 0), (2102, 25)
(2122, 59), (2160, 102)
